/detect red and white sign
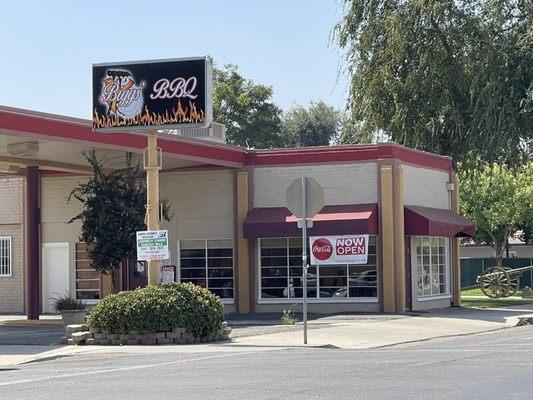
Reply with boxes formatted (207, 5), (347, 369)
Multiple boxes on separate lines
(309, 235), (369, 265)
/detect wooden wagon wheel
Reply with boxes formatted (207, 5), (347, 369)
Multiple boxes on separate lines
(502, 267), (520, 298)
(479, 267), (512, 298)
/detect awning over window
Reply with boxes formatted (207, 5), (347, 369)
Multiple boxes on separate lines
(404, 205), (475, 237)
(243, 204), (378, 238)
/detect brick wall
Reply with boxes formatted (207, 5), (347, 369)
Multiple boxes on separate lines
(402, 165), (450, 209)
(0, 178), (24, 313)
(253, 162), (378, 208)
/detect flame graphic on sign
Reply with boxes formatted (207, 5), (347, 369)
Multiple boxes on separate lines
(93, 100), (205, 129)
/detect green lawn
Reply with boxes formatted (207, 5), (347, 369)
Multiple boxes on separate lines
(460, 297), (533, 308)
(461, 287), (523, 297)
(460, 288), (533, 308)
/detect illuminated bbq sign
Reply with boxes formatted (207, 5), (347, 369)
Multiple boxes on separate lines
(92, 57), (212, 132)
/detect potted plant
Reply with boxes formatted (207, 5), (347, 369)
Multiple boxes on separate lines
(52, 292), (87, 328)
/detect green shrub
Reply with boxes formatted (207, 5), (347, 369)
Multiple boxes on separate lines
(87, 282), (224, 337)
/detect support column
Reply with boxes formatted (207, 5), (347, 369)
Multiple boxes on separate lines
(380, 165), (396, 312)
(145, 133), (161, 284)
(379, 163), (406, 313)
(451, 172), (461, 307)
(25, 166), (40, 319)
(235, 171), (250, 313)
(394, 165), (406, 312)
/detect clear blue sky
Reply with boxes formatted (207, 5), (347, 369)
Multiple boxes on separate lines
(0, 1), (349, 119)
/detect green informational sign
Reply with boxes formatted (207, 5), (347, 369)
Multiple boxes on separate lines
(136, 230), (169, 261)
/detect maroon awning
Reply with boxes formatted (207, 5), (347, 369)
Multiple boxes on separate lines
(404, 205), (475, 237)
(243, 204), (378, 238)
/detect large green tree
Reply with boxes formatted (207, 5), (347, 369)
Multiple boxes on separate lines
(334, 0), (532, 164)
(281, 101), (340, 147)
(213, 65), (284, 148)
(457, 161), (532, 266)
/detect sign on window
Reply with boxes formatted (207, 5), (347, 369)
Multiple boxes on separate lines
(309, 234), (369, 265)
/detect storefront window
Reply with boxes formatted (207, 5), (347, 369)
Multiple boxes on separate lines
(259, 236), (377, 299)
(414, 236), (449, 297)
(179, 239), (234, 300)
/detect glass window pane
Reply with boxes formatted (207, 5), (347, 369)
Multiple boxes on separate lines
(180, 258), (205, 268)
(262, 267), (288, 277)
(208, 248), (233, 257)
(208, 239), (233, 249)
(181, 240), (205, 250)
(207, 258), (233, 268)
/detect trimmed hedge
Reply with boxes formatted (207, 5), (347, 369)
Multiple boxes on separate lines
(87, 282), (224, 337)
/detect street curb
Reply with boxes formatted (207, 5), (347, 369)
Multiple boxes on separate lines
(369, 324), (521, 349)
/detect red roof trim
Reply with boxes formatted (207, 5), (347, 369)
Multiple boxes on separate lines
(0, 106), (452, 172)
(0, 108), (246, 167)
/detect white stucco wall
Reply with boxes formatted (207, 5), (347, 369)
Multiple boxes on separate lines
(403, 165), (450, 209)
(41, 176), (87, 243)
(159, 169), (235, 264)
(253, 162), (378, 208)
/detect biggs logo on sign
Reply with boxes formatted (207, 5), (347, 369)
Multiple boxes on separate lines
(311, 238), (333, 260)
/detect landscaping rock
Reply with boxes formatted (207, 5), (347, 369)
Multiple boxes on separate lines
(172, 327), (186, 334)
(157, 338), (173, 345)
(126, 339), (139, 345)
(89, 327), (101, 334)
(66, 324), (89, 338)
(106, 333), (119, 340)
(94, 333), (106, 340)
(85, 338), (96, 345)
(111, 339), (125, 346)
(71, 331), (91, 343)
(140, 338), (157, 345)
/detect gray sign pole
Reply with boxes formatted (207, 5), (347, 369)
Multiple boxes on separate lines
(301, 177), (308, 345)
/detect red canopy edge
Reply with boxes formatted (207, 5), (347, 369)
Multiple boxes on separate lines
(404, 205), (475, 238)
(243, 204), (378, 238)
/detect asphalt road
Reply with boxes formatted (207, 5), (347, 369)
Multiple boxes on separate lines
(1, 326), (532, 400)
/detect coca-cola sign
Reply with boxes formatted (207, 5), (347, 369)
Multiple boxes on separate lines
(309, 235), (369, 265)
(311, 238), (333, 261)
(92, 57), (212, 132)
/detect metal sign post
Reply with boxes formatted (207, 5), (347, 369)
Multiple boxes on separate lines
(285, 176), (324, 345)
(301, 177), (308, 344)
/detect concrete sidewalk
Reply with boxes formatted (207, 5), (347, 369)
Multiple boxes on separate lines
(234, 305), (533, 349)
(1, 305), (532, 367)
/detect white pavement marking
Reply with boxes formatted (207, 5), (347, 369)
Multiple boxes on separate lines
(0, 350), (279, 388)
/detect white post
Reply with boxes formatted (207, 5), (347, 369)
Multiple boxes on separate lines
(302, 177), (308, 345)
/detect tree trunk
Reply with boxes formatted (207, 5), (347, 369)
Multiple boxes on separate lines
(494, 242), (504, 268)
(110, 269), (118, 294)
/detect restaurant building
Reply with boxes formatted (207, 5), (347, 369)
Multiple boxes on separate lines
(0, 105), (474, 317)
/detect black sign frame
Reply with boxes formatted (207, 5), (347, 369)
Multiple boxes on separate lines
(92, 56), (212, 132)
